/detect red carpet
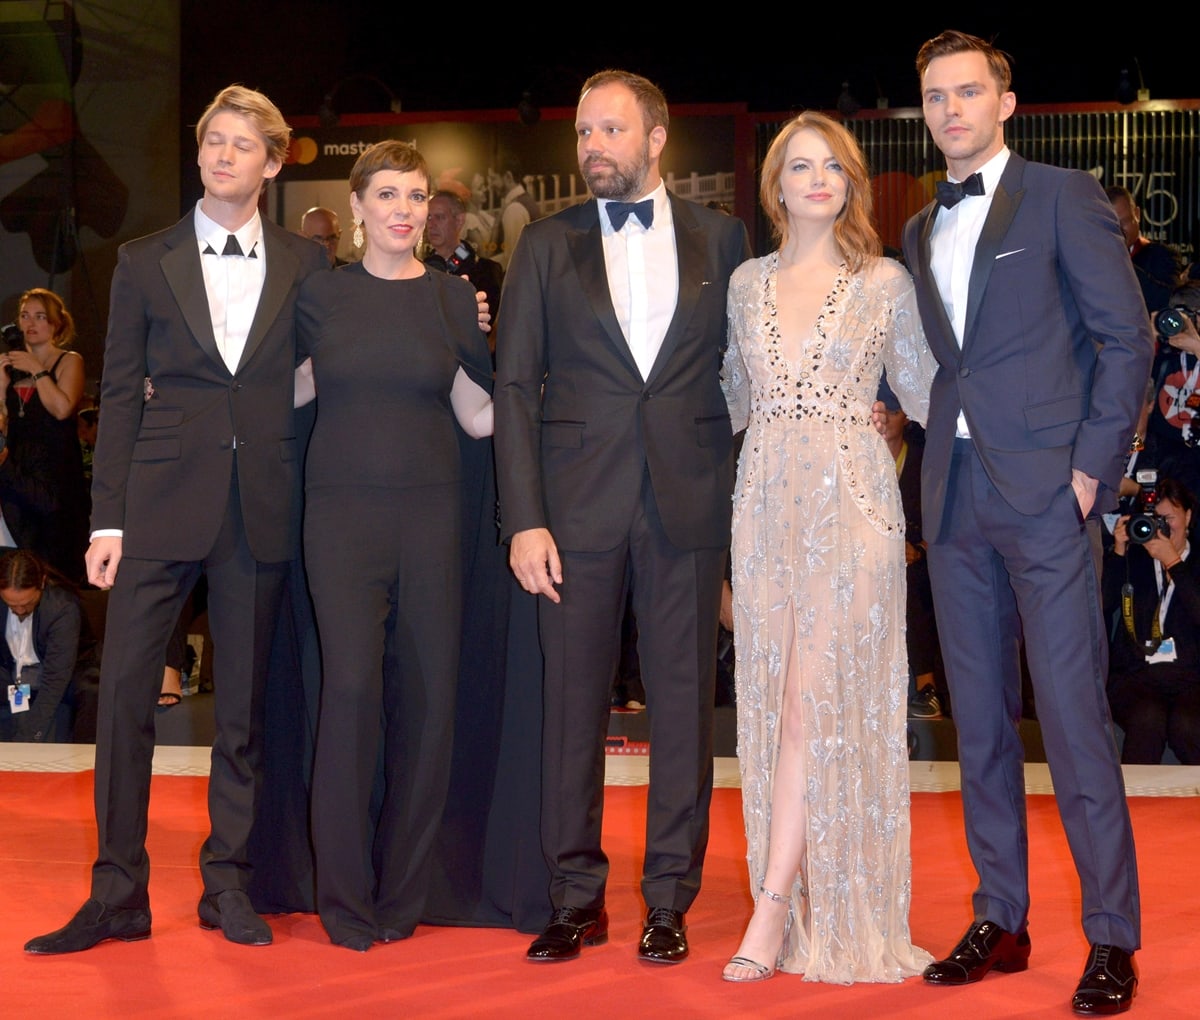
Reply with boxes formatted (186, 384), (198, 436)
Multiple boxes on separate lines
(2, 771), (1195, 1018)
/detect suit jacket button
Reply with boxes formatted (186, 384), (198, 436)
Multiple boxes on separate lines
(958, 366), (970, 377)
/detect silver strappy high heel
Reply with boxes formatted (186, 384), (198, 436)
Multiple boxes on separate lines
(722, 884), (795, 983)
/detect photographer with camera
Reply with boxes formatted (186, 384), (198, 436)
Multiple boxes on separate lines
(1142, 303), (1200, 499)
(423, 190), (503, 354)
(1102, 472), (1200, 764)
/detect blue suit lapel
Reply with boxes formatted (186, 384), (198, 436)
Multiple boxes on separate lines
(962, 154), (1027, 356)
(915, 203), (959, 364)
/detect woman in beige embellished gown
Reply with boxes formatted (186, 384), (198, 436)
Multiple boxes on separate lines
(721, 112), (936, 984)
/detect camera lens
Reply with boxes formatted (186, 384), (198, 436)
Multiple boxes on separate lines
(1155, 308), (1185, 337)
(1128, 514), (1157, 544)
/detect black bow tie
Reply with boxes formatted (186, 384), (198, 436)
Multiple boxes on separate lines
(935, 172), (985, 209)
(203, 233), (257, 258)
(606, 199), (654, 230)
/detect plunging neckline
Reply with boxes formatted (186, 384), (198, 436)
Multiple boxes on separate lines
(767, 253), (848, 370)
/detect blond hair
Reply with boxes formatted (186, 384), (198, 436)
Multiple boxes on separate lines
(195, 84), (291, 167)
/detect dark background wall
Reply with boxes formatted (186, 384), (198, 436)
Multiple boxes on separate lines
(180, 8), (1196, 120)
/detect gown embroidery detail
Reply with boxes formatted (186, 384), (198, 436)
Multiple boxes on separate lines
(721, 252), (936, 984)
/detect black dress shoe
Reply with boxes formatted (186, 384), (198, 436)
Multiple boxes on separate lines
(637, 907), (688, 964)
(1072, 944), (1137, 1015)
(24, 898), (151, 954)
(198, 890), (272, 946)
(526, 906), (608, 961)
(923, 919), (1031, 984)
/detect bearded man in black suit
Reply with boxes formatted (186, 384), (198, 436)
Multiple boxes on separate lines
(495, 69), (749, 965)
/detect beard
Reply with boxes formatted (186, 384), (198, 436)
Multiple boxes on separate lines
(581, 137), (651, 201)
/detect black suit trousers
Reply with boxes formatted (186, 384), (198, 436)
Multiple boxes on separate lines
(91, 466), (286, 908)
(538, 472), (723, 913)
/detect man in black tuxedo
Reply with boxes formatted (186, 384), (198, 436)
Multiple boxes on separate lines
(25, 85), (328, 954)
(495, 69), (749, 964)
(900, 31), (1153, 1014)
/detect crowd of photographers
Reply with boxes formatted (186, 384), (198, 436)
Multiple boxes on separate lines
(1101, 188), (1200, 763)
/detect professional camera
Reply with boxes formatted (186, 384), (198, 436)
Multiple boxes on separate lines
(1, 322), (23, 351)
(1153, 305), (1198, 343)
(1128, 469), (1172, 545)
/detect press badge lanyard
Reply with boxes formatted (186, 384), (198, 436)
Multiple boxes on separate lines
(1121, 555), (1181, 655)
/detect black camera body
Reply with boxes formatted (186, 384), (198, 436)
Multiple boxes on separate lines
(443, 242), (473, 275)
(1154, 305), (1198, 343)
(1128, 469), (1171, 544)
(1, 322), (23, 351)
(0, 322), (30, 381)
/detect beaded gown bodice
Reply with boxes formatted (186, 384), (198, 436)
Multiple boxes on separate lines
(721, 253), (934, 983)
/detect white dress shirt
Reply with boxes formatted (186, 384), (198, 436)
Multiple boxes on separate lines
(929, 147), (1010, 437)
(6, 610), (38, 672)
(90, 207), (269, 544)
(597, 182), (679, 380)
(195, 203), (267, 374)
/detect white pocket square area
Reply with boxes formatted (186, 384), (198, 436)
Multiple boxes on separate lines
(995, 248), (1026, 260)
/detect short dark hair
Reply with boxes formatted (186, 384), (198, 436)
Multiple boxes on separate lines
(1105, 184), (1135, 206)
(1157, 475), (1197, 519)
(431, 190), (467, 215)
(916, 30), (1013, 93)
(579, 69), (669, 134)
(349, 140), (430, 197)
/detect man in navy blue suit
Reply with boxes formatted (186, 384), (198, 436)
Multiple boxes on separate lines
(900, 30), (1153, 1015)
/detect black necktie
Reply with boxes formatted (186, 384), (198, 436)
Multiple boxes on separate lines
(203, 234), (257, 258)
(935, 172), (985, 209)
(606, 199), (654, 230)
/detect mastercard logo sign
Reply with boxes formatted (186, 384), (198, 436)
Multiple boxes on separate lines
(289, 137), (319, 165)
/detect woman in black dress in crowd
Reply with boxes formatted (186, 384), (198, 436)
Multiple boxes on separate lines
(0, 289), (89, 581)
(294, 140), (494, 951)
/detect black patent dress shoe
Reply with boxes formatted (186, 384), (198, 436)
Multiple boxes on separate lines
(637, 907), (688, 964)
(526, 906), (608, 961)
(923, 919), (1031, 984)
(24, 898), (151, 954)
(198, 890), (272, 946)
(1072, 944), (1138, 1015)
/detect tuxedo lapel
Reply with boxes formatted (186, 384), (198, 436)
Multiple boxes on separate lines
(161, 218), (224, 371)
(645, 193), (701, 387)
(566, 200), (641, 378)
(240, 221), (300, 373)
(962, 154), (1026, 355)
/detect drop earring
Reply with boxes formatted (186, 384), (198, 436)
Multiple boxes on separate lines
(353, 218), (364, 249)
